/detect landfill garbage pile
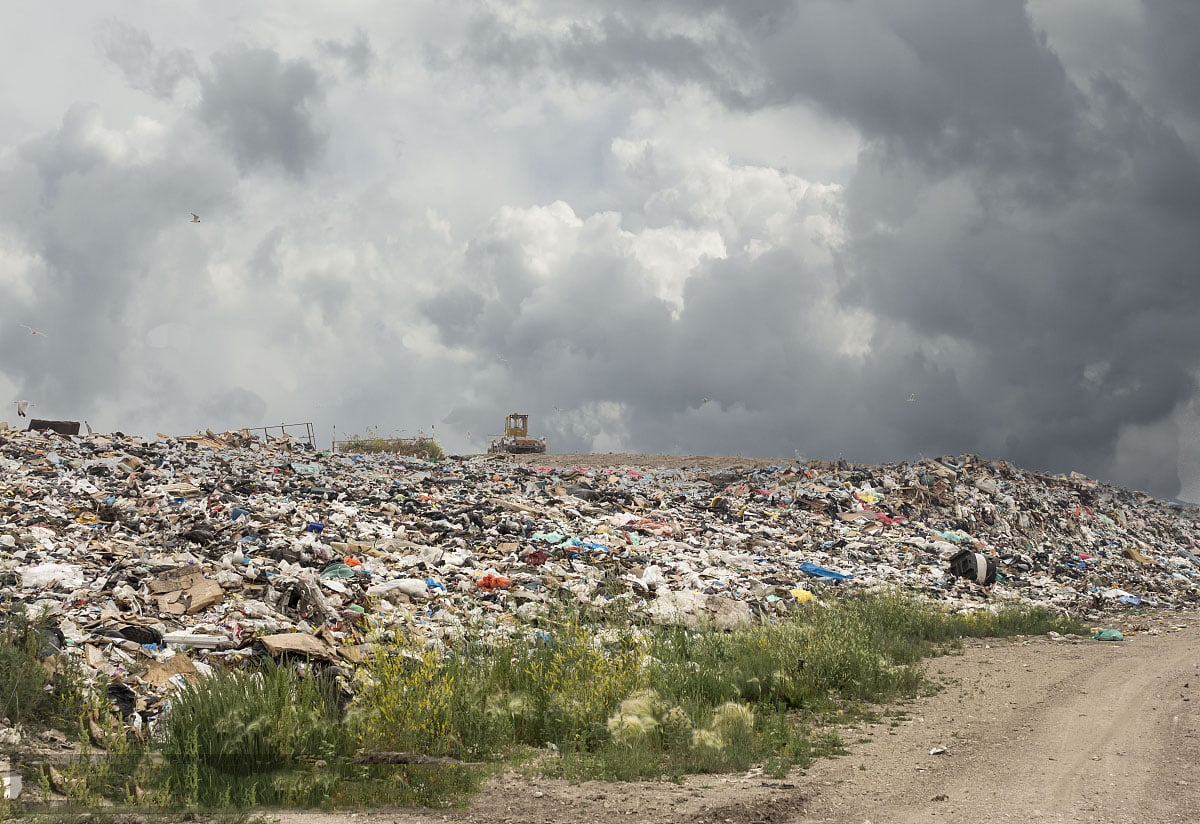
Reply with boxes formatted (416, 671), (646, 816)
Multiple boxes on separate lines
(2, 423), (1199, 736)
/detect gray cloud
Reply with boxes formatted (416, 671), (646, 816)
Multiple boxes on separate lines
(318, 29), (375, 78)
(431, 0), (1200, 497)
(248, 226), (286, 283)
(96, 19), (197, 99)
(830, 5), (1200, 494)
(1142, 1), (1200, 125)
(4, 2), (1199, 502)
(198, 46), (327, 176)
(200, 387), (268, 429)
(0, 99), (237, 426)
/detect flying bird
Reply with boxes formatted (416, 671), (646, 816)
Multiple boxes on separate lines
(907, 393), (916, 403)
(14, 400), (33, 418)
(190, 213), (201, 223)
(19, 324), (46, 337)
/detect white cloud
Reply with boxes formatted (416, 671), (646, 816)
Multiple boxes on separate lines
(628, 225), (726, 312)
(0, 237), (43, 305)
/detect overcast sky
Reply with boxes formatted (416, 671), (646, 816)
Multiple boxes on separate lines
(2, 1), (1198, 499)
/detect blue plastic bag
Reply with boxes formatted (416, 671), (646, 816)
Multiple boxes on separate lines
(799, 562), (853, 582)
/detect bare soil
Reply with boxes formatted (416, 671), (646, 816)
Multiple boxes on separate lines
(276, 612), (1200, 824)
(479, 452), (794, 472)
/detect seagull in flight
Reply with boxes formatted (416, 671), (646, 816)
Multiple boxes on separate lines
(14, 400), (33, 418)
(190, 213), (201, 223)
(19, 324), (47, 337)
(907, 393), (916, 403)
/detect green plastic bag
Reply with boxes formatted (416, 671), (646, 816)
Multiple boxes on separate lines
(1092, 628), (1125, 641)
(320, 562), (356, 580)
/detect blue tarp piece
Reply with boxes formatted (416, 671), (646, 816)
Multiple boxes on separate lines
(798, 562), (853, 582)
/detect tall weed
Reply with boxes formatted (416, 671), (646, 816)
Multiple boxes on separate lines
(11, 592), (1086, 808)
(359, 615), (644, 758)
(152, 663), (355, 806)
(0, 612), (88, 730)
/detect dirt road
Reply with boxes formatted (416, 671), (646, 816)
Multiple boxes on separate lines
(797, 617), (1200, 824)
(278, 614), (1200, 824)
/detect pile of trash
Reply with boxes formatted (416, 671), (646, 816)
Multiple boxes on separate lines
(2, 422), (1199, 733)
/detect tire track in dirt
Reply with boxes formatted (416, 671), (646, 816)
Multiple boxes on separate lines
(797, 623), (1200, 824)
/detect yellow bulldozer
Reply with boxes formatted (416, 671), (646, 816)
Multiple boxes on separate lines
(488, 413), (547, 454)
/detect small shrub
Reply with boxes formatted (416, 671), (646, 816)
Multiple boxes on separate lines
(348, 593), (1092, 789)
(338, 428), (445, 461)
(0, 612), (89, 731)
(152, 662), (356, 806)
(360, 615), (645, 759)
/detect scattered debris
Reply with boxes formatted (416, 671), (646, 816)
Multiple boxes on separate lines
(0, 424), (1197, 737)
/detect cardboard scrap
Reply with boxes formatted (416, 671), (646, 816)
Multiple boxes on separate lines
(258, 632), (335, 660)
(155, 574), (224, 615)
(141, 653), (198, 688)
(156, 482), (204, 498)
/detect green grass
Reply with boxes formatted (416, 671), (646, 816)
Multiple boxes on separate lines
(145, 661), (483, 808)
(150, 662), (367, 807)
(356, 591), (1087, 784)
(9, 592), (1089, 809)
(358, 618), (645, 760)
(12, 810), (282, 824)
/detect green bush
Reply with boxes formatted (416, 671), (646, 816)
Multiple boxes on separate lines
(0, 612), (88, 731)
(338, 429), (444, 461)
(10, 592), (1087, 808)
(361, 591), (1088, 782)
(152, 662), (357, 806)
(359, 616), (644, 759)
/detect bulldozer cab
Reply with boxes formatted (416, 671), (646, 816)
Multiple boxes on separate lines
(489, 412), (546, 454)
(504, 414), (529, 438)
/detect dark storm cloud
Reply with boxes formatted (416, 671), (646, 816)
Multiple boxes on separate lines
(830, 3), (1200, 494)
(441, 0), (1200, 497)
(197, 46), (327, 176)
(450, 8), (754, 103)
(420, 289), (486, 340)
(1142, 1), (1200, 124)
(460, 2), (1087, 185)
(96, 20), (197, 99)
